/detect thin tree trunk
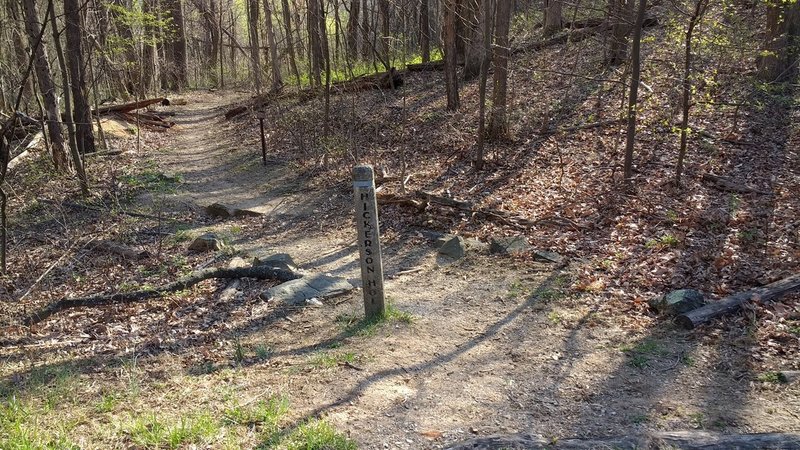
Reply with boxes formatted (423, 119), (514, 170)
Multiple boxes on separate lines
(675, 0), (708, 186)
(622, 0), (647, 184)
(65, 0), (96, 155)
(263, 0), (283, 90)
(308, 0), (323, 85)
(281, 0), (302, 84)
(21, 0), (69, 172)
(475, 0), (492, 168)
(488, 0), (511, 138)
(443, 0), (460, 110)
(361, 0), (370, 59)
(247, 0), (263, 92)
(379, 0), (390, 68)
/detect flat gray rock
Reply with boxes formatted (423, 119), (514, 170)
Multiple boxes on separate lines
(533, 250), (564, 264)
(232, 208), (264, 218)
(260, 274), (353, 305)
(490, 236), (531, 255)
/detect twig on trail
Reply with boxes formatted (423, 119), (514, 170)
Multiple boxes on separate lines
(23, 265), (302, 326)
(338, 361), (364, 371)
(37, 198), (166, 221)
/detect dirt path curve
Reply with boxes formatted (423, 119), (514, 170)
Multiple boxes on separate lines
(157, 91), (303, 217)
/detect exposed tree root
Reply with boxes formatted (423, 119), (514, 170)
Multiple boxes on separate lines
(23, 265), (302, 326)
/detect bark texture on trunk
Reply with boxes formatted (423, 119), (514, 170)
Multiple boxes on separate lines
(22, 0), (69, 171)
(65, 0), (96, 155)
(488, 0), (512, 138)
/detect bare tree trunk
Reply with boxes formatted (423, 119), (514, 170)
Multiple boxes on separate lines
(247, 0), (263, 92)
(474, 0), (492, 168)
(308, 0), (324, 86)
(462, 0), (485, 80)
(608, 0), (633, 65)
(488, 0), (511, 138)
(675, 0), (708, 186)
(622, 0), (647, 184)
(346, 0), (360, 58)
(378, 0), (390, 67)
(169, 0), (188, 89)
(361, 0), (371, 59)
(758, 0), (800, 81)
(281, 0), (302, 84)
(65, 0), (96, 156)
(443, 0), (460, 110)
(6, 0), (34, 102)
(420, 0), (430, 62)
(22, 0), (69, 172)
(263, 0), (283, 89)
(543, 0), (562, 36)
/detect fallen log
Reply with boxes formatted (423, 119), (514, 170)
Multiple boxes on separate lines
(445, 431), (800, 450)
(702, 173), (772, 195)
(93, 97), (169, 115)
(23, 265), (302, 326)
(93, 240), (150, 261)
(677, 273), (800, 329)
(512, 17), (657, 56)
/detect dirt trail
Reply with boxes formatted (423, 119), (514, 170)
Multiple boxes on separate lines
(142, 93), (800, 449)
(158, 92), (304, 217)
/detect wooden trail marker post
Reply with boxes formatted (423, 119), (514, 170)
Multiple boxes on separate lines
(256, 112), (267, 166)
(353, 165), (385, 317)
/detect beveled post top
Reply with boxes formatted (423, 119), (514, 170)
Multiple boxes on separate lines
(353, 165), (374, 181)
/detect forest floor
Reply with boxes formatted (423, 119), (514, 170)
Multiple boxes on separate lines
(0, 88), (798, 448)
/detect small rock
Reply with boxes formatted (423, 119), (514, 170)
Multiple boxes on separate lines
(464, 238), (489, 254)
(533, 250), (564, 264)
(205, 202), (232, 218)
(305, 298), (323, 307)
(227, 256), (249, 269)
(438, 236), (466, 259)
(649, 289), (705, 315)
(252, 252), (299, 273)
(490, 236), (531, 255)
(189, 232), (225, 252)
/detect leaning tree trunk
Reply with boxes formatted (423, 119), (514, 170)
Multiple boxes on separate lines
(22, 0), (69, 172)
(488, 0), (512, 138)
(675, 0), (709, 186)
(622, 0), (647, 184)
(280, 0), (302, 84)
(443, 0), (460, 110)
(64, 0), (96, 156)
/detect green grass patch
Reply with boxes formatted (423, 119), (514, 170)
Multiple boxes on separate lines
(119, 168), (183, 194)
(125, 412), (218, 449)
(622, 340), (666, 369)
(645, 234), (680, 250)
(281, 419), (357, 450)
(336, 303), (414, 337)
